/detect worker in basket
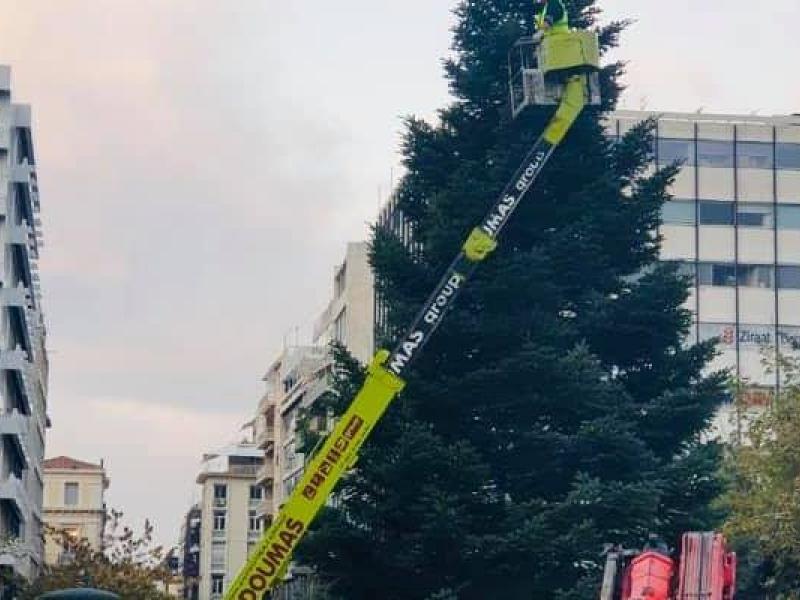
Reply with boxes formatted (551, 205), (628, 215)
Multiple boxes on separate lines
(533, 0), (570, 41)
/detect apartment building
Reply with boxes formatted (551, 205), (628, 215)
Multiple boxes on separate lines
(0, 65), (49, 580)
(42, 456), (108, 565)
(313, 242), (376, 365)
(609, 111), (800, 431)
(195, 442), (263, 600)
(256, 345), (328, 516)
(253, 242), (375, 526)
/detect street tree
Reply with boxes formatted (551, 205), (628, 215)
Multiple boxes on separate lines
(297, 1), (727, 598)
(16, 510), (175, 600)
(722, 358), (800, 598)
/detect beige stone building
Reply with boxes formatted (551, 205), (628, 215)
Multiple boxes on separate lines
(42, 456), (108, 565)
(196, 442), (263, 600)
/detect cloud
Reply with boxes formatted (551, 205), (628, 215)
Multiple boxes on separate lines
(2, 0), (797, 549)
(46, 395), (246, 545)
(0, 0), (453, 546)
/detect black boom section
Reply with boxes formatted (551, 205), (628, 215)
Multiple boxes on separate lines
(386, 137), (557, 378)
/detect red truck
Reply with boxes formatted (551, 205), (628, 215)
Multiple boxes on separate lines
(600, 533), (736, 600)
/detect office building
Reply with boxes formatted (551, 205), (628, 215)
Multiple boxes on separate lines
(610, 111), (800, 432)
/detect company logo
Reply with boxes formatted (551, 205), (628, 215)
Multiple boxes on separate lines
(236, 517), (305, 600)
(388, 331), (425, 375)
(721, 327), (735, 345)
(301, 415), (364, 501)
(424, 273), (466, 325)
(481, 150), (546, 236)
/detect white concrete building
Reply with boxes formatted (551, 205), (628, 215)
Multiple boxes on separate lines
(195, 443), (263, 600)
(610, 111), (800, 431)
(313, 242), (375, 365)
(0, 65), (48, 580)
(254, 242), (375, 523)
(42, 456), (108, 565)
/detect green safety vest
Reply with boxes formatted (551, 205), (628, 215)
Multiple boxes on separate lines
(535, 0), (570, 34)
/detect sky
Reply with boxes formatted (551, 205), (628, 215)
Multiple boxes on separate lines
(0, 0), (798, 548)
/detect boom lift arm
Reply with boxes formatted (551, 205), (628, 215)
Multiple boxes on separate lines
(225, 29), (600, 600)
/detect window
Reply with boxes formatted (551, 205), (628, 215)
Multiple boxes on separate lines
(64, 483), (79, 506)
(698, 263), (774, 288)
(698, 263), (736, 287)
(663, 261), (696, 283)
(249, 510), (261, 533)
(777, 142), (800, 171)
(283, 374), (297, 393)
(213, 511), (226, 532)
(213, 484), (227, 505)
(699, 201), (734, 226)
(738, 264), (774, 288)
(249, 485), (263, 501)
(778, 205), (800, 229)
(211, 574), (224, 595)
(283, 474), (300, 499)
(737, 204), (774, 228)
(778, 266), (800, 289)
(658, 138), (694, 166)
(697, 139), (734, 168)
(662, 200), (695, 226)
(737, 141), (773, 169)
(333, 309), (347, 345)
(334, 264), (347, 298)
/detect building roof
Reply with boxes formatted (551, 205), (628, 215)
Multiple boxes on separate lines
(43, 456), (103, 471)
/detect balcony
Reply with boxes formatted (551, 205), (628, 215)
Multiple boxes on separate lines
(256, 425), (275, 450)
(0, 411), (27, 437)
(255, 461), (275, 486)
(0, 350), (33, 414)
(258, 392), (275, 414)
(255, 496), (273, 519)
(228, 465), (259, 477)
(4, 221), (34, 248)
(212, 497), (227, 509)
(0, 541), (34, 579)
(0, 475), (29, 519)
(0, 413), (29, 471)
(0, 285), (31, 310)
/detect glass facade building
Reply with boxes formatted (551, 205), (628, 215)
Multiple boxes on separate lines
(609, 111), (800, 404)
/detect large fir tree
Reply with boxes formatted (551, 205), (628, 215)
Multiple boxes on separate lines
(297, 1), (727, 598)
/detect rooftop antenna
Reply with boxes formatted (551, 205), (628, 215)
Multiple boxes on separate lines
(696, 106), (705, 114)
(638, 95), (649, 111)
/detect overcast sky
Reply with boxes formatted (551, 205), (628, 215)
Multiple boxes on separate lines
(0, 0), (798, 547)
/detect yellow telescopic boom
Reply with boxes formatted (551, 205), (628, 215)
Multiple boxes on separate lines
(226, 33), (597, 598)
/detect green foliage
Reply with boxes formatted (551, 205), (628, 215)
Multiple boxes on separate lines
(16, 510), (175, 600)
(722, 363), (800, 599)
(297, 1), (726, 598)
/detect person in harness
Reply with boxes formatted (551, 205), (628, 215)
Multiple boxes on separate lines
(533, 0), (570, 41)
